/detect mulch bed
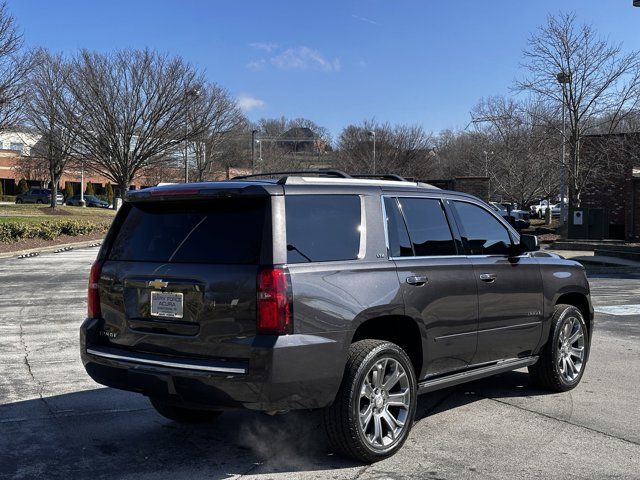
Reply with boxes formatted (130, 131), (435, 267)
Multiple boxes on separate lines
(0, 232), (105, 254)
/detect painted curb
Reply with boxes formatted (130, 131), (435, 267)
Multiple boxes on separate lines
(0, 238), (104, 259)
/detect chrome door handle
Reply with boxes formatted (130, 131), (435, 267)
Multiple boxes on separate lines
(479, 273), (497, 283)
(406, 275), (428, 286)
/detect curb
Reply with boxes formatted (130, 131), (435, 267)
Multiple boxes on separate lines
(0, 238), (104, 260)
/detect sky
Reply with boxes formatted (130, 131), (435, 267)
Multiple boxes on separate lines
(7, 1), (640, 139)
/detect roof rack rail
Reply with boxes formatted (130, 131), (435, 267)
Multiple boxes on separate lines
(351, 174), (409, 182)
(232, 169), (352, 183)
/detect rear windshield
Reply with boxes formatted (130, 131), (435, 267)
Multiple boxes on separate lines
(108, 198), (268, 264)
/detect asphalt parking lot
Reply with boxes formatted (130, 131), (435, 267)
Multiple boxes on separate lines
(0, 248), (639, 480)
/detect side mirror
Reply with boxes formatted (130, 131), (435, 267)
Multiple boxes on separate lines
(519, 234), (539, 252)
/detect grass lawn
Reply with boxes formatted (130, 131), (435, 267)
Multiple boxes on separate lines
(0, 204), (116, 248)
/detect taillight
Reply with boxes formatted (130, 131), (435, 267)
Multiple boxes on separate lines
(88, 260), (103, 318)
(257, 267), (291, 335)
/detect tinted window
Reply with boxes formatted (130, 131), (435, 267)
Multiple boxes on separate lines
(453, 201), (512, 255)
(397, 198), (456, 256)
(384, 197), (413, 257)
(109, 198), (268, 264)
(286, 195), (360, 263)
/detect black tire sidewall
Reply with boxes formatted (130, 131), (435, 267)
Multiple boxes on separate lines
(551, 306), (588, 389)
(350, 343), (417, 458)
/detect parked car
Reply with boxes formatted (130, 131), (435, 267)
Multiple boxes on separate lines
(549, 203), (561, 217)
(66, 194), (110, 208)
(530, 200), (551, 218)
(531, 200), (563, 218)
(15, 187), (64, 204)
(490, 202), (531, 230)
(81, 172), (593, 462)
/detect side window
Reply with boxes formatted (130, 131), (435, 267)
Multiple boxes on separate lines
(452, 201), (513, 255)
(383, 197), (413, 257)
(285, 195), (361, 263)
(397, 198), (457, 256)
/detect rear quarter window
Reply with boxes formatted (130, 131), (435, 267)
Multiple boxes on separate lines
(108, 198), (269, 264)
(285, 195), (361, 263)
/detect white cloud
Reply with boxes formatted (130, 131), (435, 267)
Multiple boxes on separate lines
(270, 46), (340, 72)
(237, 94), (265, 112)
(246, 59), (266, 70)
(351, 14), (380, 26)
(249, 42), (279, 53)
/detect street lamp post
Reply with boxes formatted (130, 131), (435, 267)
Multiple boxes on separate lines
(483, 150), (494, 177)
(368, 130), (376, 174)
(79, 159), (85, 207)
(557, 71), (571, 227)
(251, 130), (258, 173)
(184, 88), (201, 183)
(256, 139), (262, 163)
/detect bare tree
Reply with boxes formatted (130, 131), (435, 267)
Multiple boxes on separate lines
(25, 49), (79, 208)
(250, 116), (333, 172)
(470, 96), (558, 208)
(12, 154), (48, 186)
(0, 2), (32, 131)
(189, 84), (246, 182)
(61, 48), (212, 200)
(518, 12), (640, 206)
(336, 120), (434, 177)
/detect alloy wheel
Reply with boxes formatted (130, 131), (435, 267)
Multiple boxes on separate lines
(557, 316), (585, 382)
(358, 357), (412, 449)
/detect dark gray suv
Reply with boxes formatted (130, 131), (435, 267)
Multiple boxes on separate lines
(80, 172), (593, 462)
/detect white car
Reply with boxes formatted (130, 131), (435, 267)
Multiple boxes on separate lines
(530, 200), (551, 218)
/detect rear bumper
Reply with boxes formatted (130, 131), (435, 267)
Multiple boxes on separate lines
(80, 318), (346, 411)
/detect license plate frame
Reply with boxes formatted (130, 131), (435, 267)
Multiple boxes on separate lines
(150, 291), (184, 319)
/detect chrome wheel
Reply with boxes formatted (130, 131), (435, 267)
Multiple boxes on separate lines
(358, 357), (411, 449)
(557, 316), (585, 382)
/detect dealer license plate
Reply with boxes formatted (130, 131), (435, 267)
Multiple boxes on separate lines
(150, 291), (184, 319)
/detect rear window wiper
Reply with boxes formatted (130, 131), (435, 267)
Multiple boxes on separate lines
(287, 244), (312, 262)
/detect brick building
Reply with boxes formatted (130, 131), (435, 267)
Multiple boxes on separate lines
(580, 133), (640, 242)
(0, 130), (249, 198)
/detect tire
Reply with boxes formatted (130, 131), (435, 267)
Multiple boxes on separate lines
(149, 397), (223, 423)
(15, 199), (22, 204)
(323, 339), (417, 463)
(36, 199), (43, 204)
(529, 304), (589, 392)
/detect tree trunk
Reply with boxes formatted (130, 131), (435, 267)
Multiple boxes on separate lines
(116, 180), (130, 210)
(49, 167), (58, 209)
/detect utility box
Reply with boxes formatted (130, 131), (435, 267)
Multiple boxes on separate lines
(568, 208), (608, 240)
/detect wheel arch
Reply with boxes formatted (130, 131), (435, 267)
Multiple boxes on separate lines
(350, 315), (424, 379)
(555, 292), (593, 340)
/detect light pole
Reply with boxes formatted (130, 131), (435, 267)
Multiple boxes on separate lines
(367, 130), (376, 174)
(251, 130), (258, 173)
(79, 159), (85, 207)
(483, 150), (494, 177)
(256, 139), (262, 163)
(184, 88), (200, 183)
(557, 71), (571, 227)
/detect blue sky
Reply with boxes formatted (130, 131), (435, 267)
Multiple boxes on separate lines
(8, 1), (640, 138)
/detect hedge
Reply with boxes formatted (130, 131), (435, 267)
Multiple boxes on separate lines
(1, 195), (16, 202)
(0, 218), (111, 243)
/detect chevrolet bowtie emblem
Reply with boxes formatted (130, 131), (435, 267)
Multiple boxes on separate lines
(148, 279), (168, 289)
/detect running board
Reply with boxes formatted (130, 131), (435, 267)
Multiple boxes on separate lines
(417, 356), (538, 394)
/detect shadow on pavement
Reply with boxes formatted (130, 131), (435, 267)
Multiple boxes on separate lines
(0, 370), (551, 479)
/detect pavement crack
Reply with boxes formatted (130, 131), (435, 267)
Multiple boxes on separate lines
(486, 396), (639, 446)
(18, 321), (55, 416)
